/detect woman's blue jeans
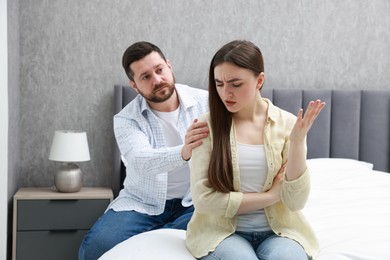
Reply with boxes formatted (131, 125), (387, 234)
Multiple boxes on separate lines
(78, 199), (194, 260)
(200, 230), (308, 260)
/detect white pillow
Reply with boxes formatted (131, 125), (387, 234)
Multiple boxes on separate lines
(307, 158), (373, 172)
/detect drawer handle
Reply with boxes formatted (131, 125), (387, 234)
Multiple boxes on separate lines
(49, 229), (78, 233)
(49, 199), (79, 202)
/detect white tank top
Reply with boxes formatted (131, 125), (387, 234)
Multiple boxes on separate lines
(236, 143), (271, 232)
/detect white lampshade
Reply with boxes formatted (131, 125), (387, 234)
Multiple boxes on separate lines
(49, 130), (90, 162)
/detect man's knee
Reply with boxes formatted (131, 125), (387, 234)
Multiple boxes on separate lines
(79, 230), (122, 260)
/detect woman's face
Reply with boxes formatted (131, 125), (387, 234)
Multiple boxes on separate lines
(214, 62), (263, 113)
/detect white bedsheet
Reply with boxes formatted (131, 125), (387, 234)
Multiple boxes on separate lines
(305, 158), (390, 260)
(100, 158), (390, 260)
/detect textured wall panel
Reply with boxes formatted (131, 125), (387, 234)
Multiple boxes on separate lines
(8, 0), (21, 193)
(17, 0), (390, 187)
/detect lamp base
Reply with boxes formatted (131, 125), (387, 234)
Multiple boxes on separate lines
(54, 162), (82, 193)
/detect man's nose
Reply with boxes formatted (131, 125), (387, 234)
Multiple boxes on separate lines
(151, 73), (162, 85)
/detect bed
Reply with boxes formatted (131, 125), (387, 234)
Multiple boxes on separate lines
(101, 86), (390, 260)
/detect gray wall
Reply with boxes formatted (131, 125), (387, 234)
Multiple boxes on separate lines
(14, 1), (390, 188)
(2, 0), (10, 257)
(7, 0), (20, 259)
(7, 0), (20, 196)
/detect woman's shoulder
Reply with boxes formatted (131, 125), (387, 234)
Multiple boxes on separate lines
(198, 112), (211, 122)
(265, 98), (297, 125)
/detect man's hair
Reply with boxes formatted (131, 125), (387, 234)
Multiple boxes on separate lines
(122, 41), (167, 81)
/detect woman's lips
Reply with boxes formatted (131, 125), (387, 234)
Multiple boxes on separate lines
(225, 100), (235, 106)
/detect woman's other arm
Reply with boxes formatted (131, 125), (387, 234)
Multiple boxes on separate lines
(286, 100), (325, 181)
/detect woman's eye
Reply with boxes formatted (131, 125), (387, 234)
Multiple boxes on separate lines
(232, 83), (242, 87)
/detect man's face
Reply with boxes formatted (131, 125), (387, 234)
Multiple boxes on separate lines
(130, 51), (176, 103)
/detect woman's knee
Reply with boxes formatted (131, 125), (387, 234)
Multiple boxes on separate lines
(256, 235), (308, 260)
(201, 234), (257, 260)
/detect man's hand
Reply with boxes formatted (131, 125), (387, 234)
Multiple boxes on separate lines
(181, 119), (209, 161)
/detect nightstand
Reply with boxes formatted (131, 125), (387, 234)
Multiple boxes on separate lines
(12, 187), (113, 260)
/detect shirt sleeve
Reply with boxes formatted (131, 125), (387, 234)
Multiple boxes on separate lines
(280, 115), (311, 211)
(281, 167), (311, 211)
(114, 112), (185, 176)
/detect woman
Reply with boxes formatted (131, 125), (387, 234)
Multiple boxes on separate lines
(186, 40), (324, 260)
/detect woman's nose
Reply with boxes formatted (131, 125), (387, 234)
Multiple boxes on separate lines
(224, 86), (233, 97)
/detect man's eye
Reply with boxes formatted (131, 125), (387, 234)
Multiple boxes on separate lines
(156, 68), (163, 74)
(142, 75), (149, 80)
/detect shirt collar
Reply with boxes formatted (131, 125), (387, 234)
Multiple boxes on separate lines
(263, 98), (278, 123)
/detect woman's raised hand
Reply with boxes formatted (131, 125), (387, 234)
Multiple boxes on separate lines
(290, 100), (326, 143)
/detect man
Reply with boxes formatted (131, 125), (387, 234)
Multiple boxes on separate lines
(79, 41), (209, 260)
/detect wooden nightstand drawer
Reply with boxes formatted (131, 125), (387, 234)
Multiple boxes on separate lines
(17, 230), (87, 260)
(13, 187), (113, 260)
(17, 199), (109, 230)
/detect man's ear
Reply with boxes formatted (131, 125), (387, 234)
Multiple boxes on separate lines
(129, 80), (139, 93)
(166, 59), (172, 70)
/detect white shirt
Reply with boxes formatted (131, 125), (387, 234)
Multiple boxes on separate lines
(152, 108), (190, 200)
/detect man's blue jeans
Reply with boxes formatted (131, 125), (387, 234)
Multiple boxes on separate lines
(79, 199), (194, 260)
(200, 230), (309, 260)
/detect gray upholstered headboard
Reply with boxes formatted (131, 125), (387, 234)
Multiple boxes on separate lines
(112, 85), (390, 197)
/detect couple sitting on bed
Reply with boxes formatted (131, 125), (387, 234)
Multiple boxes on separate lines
(79, 40), (325, 260)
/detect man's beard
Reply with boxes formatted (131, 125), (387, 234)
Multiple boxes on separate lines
(139, 77), (176, 103)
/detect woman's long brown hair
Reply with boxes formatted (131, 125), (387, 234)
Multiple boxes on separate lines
(207, 40), (264, 193)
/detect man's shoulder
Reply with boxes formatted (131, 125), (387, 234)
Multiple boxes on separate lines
(176, 83), (208, 95)
(115, 95), (143, 119)
(175, 84), (208, 108)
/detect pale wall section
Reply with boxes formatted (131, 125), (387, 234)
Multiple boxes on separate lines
(18, 0), (390, 188)
(1, 0), (8, 258)
(7, 0), (21, 258)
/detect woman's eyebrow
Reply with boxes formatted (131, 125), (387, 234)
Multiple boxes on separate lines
(215, 78), (242, 83)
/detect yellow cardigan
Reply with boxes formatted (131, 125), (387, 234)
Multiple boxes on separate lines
(186, 99), (319, 259)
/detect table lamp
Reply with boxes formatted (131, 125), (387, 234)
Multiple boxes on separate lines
(49, 130), (90, 192)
